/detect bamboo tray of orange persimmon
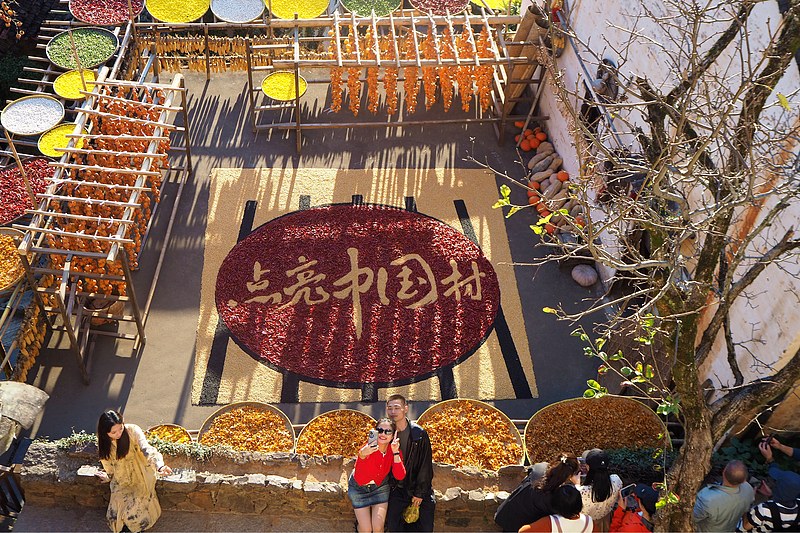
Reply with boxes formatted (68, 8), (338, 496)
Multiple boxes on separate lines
(516, 123), (587, 236)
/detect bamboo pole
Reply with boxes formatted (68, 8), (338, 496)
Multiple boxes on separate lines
(2, 131), (37, 206)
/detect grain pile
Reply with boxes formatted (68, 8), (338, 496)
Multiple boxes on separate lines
(147, 424), (192, 444)
(296, 410), (376, 457)
(418, 400), (522, 471)
(199, 406), (294, 453)
(525, 397), (667, 464)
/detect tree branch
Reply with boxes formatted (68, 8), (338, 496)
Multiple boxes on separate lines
(696, 231), (800, 365)
(729, 0), (800, 172)
(710, 346), (800, 441)
(665, 1), (755, 106)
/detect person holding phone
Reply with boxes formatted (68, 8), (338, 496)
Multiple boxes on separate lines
(95, 410), (172, 533)
(349, 418), (406, 533)
(759, 436), (800, 505)
(578, 449), (623, 528)
(610, 484), (656, 532)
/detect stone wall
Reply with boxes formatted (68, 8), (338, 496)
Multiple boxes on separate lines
(21, 441), (526, 531)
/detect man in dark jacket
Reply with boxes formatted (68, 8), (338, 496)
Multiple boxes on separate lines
(385, 394), (435, 532)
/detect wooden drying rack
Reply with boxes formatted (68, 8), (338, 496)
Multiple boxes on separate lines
(9, 67), (193, 384)
(131, 9), (548, 154)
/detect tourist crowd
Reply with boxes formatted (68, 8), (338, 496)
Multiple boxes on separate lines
(93, 402), (799, 533)
(495, 436), (800, 533)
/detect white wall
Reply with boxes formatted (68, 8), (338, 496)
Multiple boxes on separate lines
(531, 0), (800, 426)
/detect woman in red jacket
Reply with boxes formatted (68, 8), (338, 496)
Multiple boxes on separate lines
(349, 418), (406, 533)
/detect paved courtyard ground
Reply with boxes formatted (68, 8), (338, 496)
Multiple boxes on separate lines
(24, 70), (600, 438)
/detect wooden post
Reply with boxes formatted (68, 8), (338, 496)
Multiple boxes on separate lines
(203, 23), (210, 80)
(178, 78), (194, 175)
(293, 14), (301, 154)
(153, 28), (161, 81)
(245, 40), (257, 133)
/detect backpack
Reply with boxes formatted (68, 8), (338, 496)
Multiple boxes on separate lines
(494, 467), (548, 532)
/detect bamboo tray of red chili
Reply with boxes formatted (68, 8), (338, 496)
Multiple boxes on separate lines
(69, 0), (145, 26)
(0, 158), (54, 226)
(524, 396), (670, 464)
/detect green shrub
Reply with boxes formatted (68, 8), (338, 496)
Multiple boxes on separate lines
(711, 437), (798, 480)
(606, 447), (677, 485)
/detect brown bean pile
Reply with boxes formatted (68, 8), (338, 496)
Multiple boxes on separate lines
(200, 406), (294, 453)
(296, 410), (376, 457)
(418, 400), (522, 471)
(525, 397), (666, 464)
(147, 424), (191, 444)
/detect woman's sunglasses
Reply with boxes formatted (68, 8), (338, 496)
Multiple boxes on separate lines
(375, 428), (394, 435)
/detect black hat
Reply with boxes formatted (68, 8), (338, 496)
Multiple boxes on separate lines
(634, 484), (659, 515)
(582, 448), (608, 470)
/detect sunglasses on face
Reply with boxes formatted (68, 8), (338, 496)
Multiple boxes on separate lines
(375, 428), (394, 435)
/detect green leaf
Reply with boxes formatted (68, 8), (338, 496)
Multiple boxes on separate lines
(621, 366), (632, 377)
(506, 205), (522, 218)
(539, 212), (554, 224)
(595, 338), (606, 350)
(530, 224), (544, 235)
(492, 198), (510, 209)
(644, 364), (655, 380)
(583, 389), (596, 398)
(579, 333), (589, 342)
(778, 93), (791, 111)
(608, 350), (623, 361)
(542, 307), (558, 314)
(587, 379), (601, 390)
(500, 184), (511, 198)
(571, 329), (583, 338)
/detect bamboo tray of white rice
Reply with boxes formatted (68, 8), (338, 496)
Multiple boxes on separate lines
(210, 0), (264, 23)
(1, 96), (65, 136)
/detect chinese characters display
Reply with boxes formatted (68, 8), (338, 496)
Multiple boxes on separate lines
(215, 204), (500, 385)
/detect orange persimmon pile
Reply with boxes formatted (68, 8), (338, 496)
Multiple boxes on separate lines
(327, 24), (498, 115)
(47, 86), (169, 295)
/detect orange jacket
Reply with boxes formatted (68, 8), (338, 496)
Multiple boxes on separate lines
(610, 506), (653, 532)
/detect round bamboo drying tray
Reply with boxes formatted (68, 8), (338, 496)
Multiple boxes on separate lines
(261, 71), (307, 102)
(524, 396), (670, 465)
(210, 0), (264, 23)
(340, 0), (401, 18)
(417, 398), (523, 470)
(295, 409), (376, 457)
(1, 95), (65, 136)
(0, 228), (28, 294)
(0, 156), (56, 227)
(69, 0), (145, 25)
(46, 27), (119, 70)
(146, 423), (193, 444)
(38, 123), (88, 158)
(146, 0), (210, 23)
(198, 401), (295, 453)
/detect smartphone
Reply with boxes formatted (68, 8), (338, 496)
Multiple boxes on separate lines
(367, 429), (378, 447)
(620, 484), (636, 498)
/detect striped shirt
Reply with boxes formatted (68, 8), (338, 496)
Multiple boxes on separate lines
(737, 499), (800, 532)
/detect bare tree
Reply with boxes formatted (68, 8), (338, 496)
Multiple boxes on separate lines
(484, 0), (800, 529)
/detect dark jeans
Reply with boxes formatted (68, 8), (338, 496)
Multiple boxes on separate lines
(386, 488), (435, 532)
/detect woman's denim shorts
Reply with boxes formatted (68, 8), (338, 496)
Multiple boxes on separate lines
(348, 473), (390, 509)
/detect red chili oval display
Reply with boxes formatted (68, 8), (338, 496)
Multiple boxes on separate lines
(215, 204), (500, 386)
